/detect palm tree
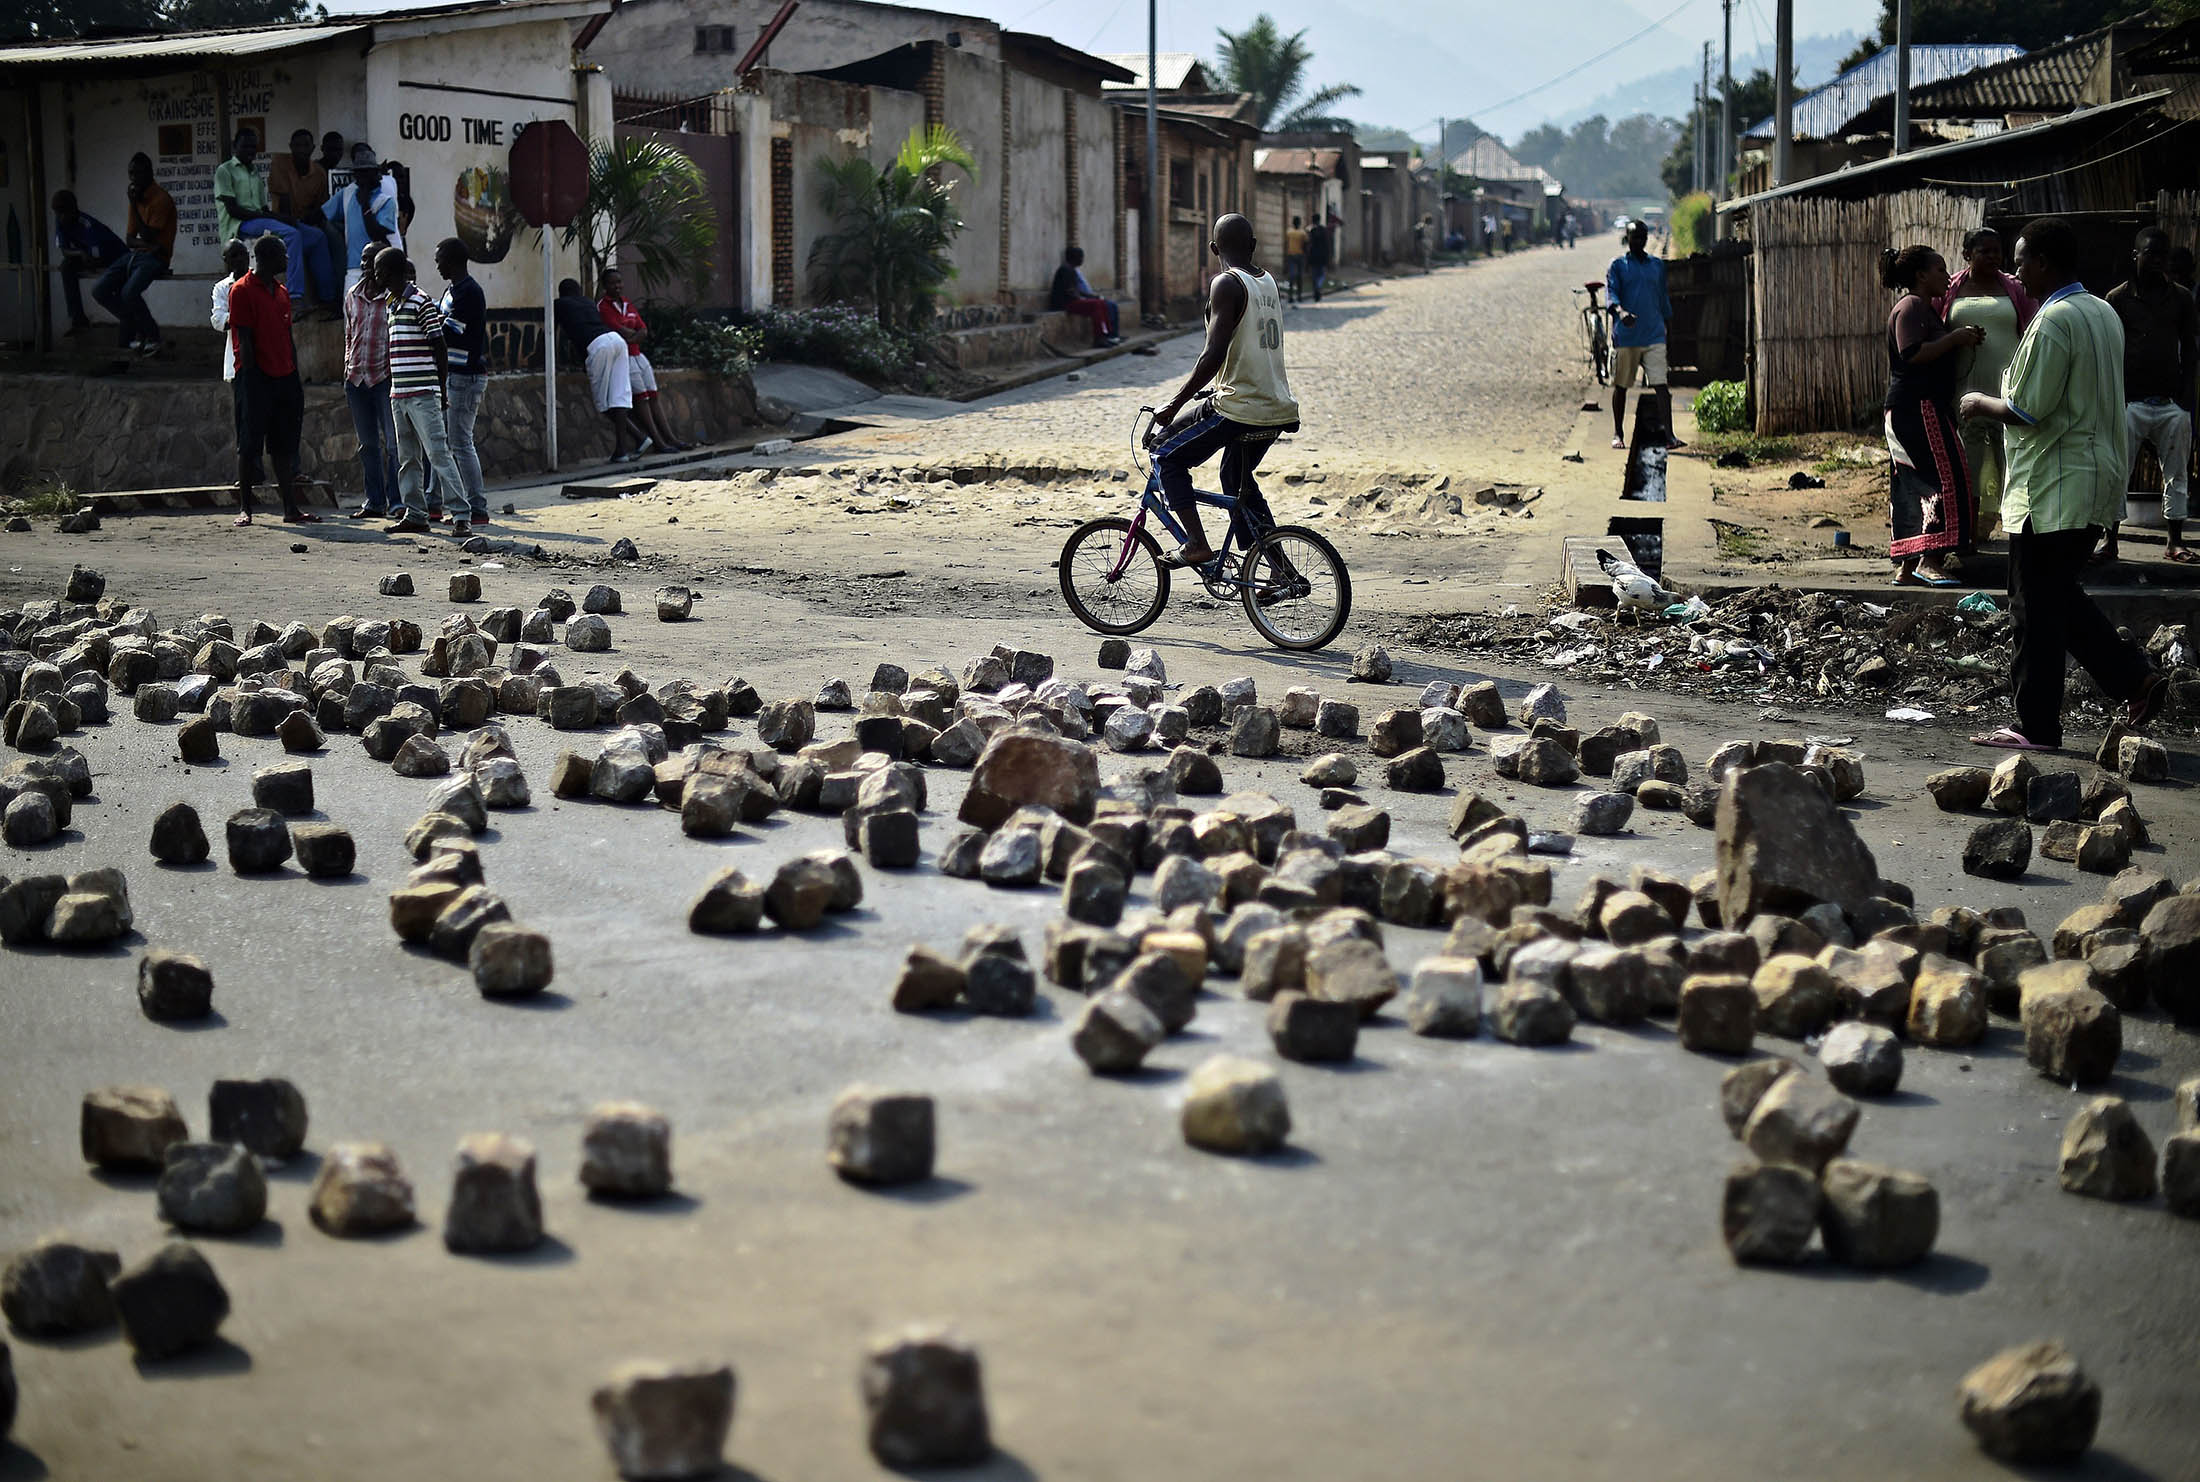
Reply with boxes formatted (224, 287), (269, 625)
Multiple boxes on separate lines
(565, 136), (719, 300)
(808, 126), (978, 331)
(1213, 15), (1362, 132)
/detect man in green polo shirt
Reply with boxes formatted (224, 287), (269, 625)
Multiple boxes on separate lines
(215, 126), (336, 313)
(1960, 215), (2165, 751)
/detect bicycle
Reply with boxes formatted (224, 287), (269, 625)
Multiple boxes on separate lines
(1057, 406), (1352, 651)
(1574, 281), (1610, 385)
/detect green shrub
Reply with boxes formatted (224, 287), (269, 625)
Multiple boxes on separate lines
(1669, 192), (1715, 257)
(1694, 379), (1749, 434)
(741, 305), (917, 383)
(649, 311), (764, 379)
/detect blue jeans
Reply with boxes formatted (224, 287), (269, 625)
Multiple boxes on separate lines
(238, 218), (336, 303)
(392, 393), (466, 521)
(91, 250), (165, 345)
(444, 372), (488, 520)
(344, 380), (398, 512)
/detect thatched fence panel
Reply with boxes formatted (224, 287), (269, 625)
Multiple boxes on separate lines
(1749, 187), (1991, 434)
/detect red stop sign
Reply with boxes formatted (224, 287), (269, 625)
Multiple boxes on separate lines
(509, 119), (590, 228)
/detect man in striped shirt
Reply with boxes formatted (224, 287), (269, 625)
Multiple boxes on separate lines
(375, 247), (470, 536)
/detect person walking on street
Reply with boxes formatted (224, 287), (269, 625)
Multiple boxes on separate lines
(377, 247), (470, 537)
(1959, 216), (2166, 751)
(1882, 245), (1980, 586)
(1937, 228), (2034, 543)
(91, 153), (175, 354)
(2102, 227), (2197, 564)
(1146, 213), (1299, 570)
(50, 190), (124, 337)
(225, 234), (316, 527)
(434, 237), (492, 528)
(1605, 219), (1681, 451)
(209, 239), (260, 499)
(341, 244), (398, 518)
(1305, 215), (1331, 303)
(1283, 215), (1307, 305)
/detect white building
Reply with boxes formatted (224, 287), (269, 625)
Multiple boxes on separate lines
(0, 0), (614, 352)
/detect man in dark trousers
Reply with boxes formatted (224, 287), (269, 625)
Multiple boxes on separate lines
(1304, 214), (1331, 303)
(50, 190), (124, 336)
(226, 234), (317, 526)
(1147, 213), (1298, 570)
(1960, 216), (2164, 751)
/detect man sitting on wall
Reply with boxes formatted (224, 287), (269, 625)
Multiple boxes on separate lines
(91, 153), (175, 355)
(217, 127), (338, 318)
(325, 144), (401, 294)
(49, 189), (124, 337)
(555, 278), (649, 465)
(1050, 247), (1120, 348)
(270, 127), (344, 281)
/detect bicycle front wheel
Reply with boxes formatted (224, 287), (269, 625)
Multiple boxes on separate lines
(1059, 516), (1171, 635)
(1590, 323), (1611, 385)
(1239, 525), (1351, 651)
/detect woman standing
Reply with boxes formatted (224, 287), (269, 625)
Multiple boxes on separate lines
(1883, 245), (1983, 586)
(1937, 228), (2036, 542)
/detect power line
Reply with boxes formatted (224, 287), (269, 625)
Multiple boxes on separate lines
(1459, 0), (1703, 123)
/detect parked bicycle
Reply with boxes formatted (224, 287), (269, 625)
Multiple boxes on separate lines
(1057, 406), (1352, 651)
(1574, 280), (1611, 385)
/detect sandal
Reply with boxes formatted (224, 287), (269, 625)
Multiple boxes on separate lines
(2166, 546), (2199, 565)
(2127, 671), (2169, 729)
(233, 513), (252, 527)
(1969, 726), (2056, 752)
(283, 510), (321, 524)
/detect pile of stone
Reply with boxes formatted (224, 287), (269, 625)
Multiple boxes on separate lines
(3, 750), (94, 847)
(0, 866), (133, 947)
(387, 832), (555, 998)
(688, 851), (864, 935)
(1935, 751), (2158, 879)
(1401, 586), (2200, 732)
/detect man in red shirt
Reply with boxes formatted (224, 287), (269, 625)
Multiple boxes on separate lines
(597, 269), (688, 452)
(227, 234), (318, 526)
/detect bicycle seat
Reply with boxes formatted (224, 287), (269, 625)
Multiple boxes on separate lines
(1582, 282), (1605, 296)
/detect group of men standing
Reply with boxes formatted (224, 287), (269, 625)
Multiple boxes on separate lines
(1280, 212), (1336, 305)
(212, 229), (488, 534)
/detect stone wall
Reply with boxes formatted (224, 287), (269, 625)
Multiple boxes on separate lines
(2, 368), (759, 496)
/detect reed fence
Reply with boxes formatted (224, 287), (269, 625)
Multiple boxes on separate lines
(1747, 188), (1991, 434)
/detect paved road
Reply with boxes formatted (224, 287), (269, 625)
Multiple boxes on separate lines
(2, 526), (2197, 1482)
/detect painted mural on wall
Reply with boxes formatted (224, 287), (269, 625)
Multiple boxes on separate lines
(454, 163), (521, 263)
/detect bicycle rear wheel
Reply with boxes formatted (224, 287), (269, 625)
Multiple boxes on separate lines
(1239, 525), (1351, 651)
(1059, 516), (1171, 635)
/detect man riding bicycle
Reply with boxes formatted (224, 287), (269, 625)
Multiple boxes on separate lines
(1148, 212), (1300, 569)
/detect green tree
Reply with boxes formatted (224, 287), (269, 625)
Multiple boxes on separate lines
(1213, 15), (1363, 131)
(808, 125), (977, 331)
(4, 0), (315, 41)
(565, 136), (719, 301)
(1659, 67), (1777, 198)
(1836, 0), (2179, 70)
(1511, 123), (1566, 171)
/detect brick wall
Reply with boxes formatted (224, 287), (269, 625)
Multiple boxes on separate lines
(770, 135), (796, 305)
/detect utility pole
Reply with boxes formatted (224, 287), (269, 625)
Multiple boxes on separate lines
(1146, 0), (1161, 320)
(1773, 0), (1793, 184)
(1720, 0), (1734, 199)
(1892, 0), (1913, 154)
(1697, 43), (1711, 194)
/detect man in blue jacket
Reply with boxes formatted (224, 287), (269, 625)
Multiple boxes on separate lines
(1606, 219), (1682, 451)
(50, 190), (124, 336)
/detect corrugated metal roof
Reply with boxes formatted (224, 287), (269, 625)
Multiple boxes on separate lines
(1255, 147), (1342, 177)
(1745, 43), (2025, 139)
(1100, 52), (1207, 92)
(0, 21), (367, 66)
(1722, 88), (2171, 211)
(1449, 135), (1561, 192)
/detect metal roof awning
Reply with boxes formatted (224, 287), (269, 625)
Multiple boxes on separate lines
(0, 22), (369, 70)
(1719, 90), (2175, 213)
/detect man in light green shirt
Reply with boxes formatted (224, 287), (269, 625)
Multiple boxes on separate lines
(215, 126), (336, 312)
(1960, 215), (2163, 751)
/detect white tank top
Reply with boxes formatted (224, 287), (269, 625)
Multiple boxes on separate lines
(1211, 266), (1298, 427)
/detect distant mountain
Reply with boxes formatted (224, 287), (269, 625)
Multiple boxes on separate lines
(1538, 30), (1861, 129)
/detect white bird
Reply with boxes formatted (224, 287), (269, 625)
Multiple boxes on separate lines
(1597, 547), (1675, 612)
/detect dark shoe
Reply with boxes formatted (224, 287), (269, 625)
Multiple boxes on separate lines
(451, 521), (472, 538)
(348, 505), (387, 519)
(388, 516), (430, 534)
(283, 510), (321, 524)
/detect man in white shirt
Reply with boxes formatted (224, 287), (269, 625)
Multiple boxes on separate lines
(208, 238), (259, 491)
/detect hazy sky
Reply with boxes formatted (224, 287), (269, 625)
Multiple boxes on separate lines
(336, 0), (1882, 138)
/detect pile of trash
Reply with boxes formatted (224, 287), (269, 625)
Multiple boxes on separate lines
(1397, 583), (2198, 731)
